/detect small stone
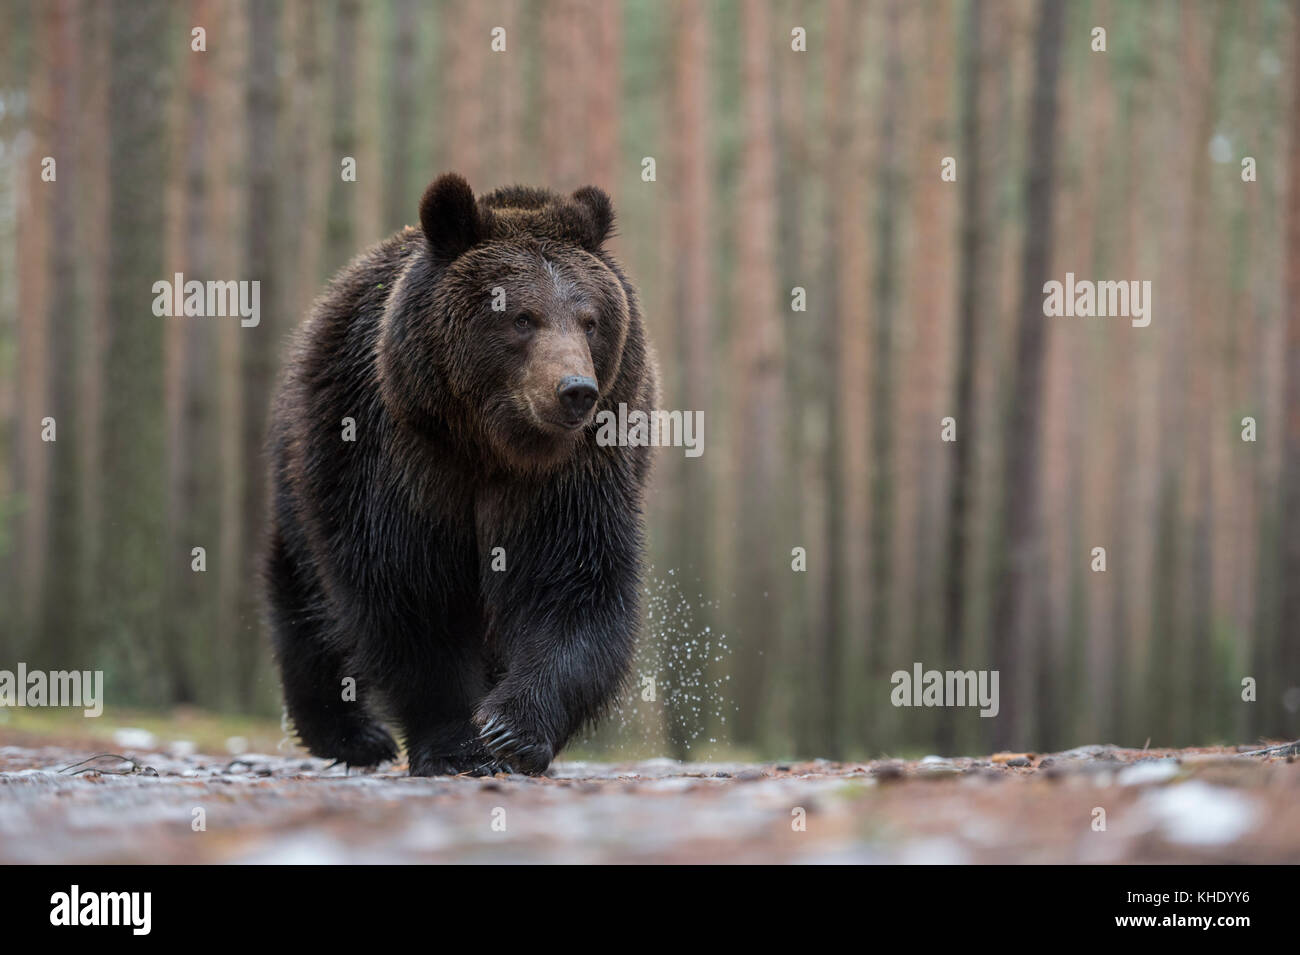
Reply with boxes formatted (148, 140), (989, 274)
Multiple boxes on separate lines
(991, 751), (1035, 764)
(917, 760), (961, 777)
(1117, 758), (1180, 786)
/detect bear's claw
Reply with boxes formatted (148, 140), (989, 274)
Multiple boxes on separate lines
(478, 715), (553, 775)
(409, 753), (510, 777)
(479, 716), (513, 753)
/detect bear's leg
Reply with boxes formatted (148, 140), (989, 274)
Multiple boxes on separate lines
(404, 718), (503, 776)
(266, 530), (398, 768)
(474, 600), (637, 776)
(386, 639), (508, 776)
(473, 479), (643, 776)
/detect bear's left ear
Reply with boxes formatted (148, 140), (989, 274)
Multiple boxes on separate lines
(419, 173), (490, 260)
(569, 186), (615, 252)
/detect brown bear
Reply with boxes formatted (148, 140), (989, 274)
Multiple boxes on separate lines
(264, 173), (658, 775)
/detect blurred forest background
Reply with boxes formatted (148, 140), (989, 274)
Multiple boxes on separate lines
(1, 0), (1298, 760)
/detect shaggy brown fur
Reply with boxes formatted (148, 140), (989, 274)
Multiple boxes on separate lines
(265, 173), (658, 775)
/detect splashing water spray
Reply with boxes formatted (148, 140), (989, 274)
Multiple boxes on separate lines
(580, 566), (734, 760)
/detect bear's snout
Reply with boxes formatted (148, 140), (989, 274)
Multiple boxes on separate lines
(523, 323), (598, 432)
(556, 375), (599, 422)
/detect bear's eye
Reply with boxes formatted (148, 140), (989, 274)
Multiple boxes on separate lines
(583, 319), (597, 339)
(513, 312), (533, 332)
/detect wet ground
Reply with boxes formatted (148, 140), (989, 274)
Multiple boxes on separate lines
(1, 738), (1296, 863)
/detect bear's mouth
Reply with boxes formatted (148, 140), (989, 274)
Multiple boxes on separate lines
(541, 413), (590, 433)
(521, 395), (591, 435)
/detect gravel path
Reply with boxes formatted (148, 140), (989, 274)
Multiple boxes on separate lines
(2, 741), (1296, 863)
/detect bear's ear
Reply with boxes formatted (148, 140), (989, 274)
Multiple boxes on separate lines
(419, 173), (487, 260)
(569, 185), (615, 252)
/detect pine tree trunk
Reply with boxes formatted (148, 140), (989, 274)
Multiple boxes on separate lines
(938, 0), (986, 756)
(666, 0), (714, 757)
(989, 0), (1063, 751)
(236, 0), (281, 709)
(731, 0), (783, 746)
(1275, 0), (1300, 739)
(100, 0), (172, 702)
(37, 0), (84, 671)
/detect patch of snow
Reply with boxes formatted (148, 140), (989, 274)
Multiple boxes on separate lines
(899, 837), (972, 865)
(959, 817), (1004, 848)
(1138, 782), (1258, 846)
(240, 833), (353, 865)
(112, 728), (157, 749)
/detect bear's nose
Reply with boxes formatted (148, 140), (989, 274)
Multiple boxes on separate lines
(557, 375), (599, 419)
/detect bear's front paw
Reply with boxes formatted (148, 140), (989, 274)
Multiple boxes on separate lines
(305, 719), (399, 770)
(406, 731), (515, 777)
(408, 751), (513, 777)
(477, 714), (555, 775)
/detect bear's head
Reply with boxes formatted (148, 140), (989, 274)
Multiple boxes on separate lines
(379, 173), (635, 472)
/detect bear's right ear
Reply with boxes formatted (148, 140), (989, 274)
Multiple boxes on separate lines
(569, 185), (615, 251)
(419, 173), (487, 260)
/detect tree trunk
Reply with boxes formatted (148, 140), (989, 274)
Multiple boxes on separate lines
(665, 0), (714, 757)
(36, 0), (84, 671)
(1275, 0), (1300, 739)
(866, 0), (903, 750)
(162, 0), (219, 704)
(100, 0), (172, 702)
(938, 0), (986, 755)
(988, 0), (1063, 751)
(384, 0), (418, 232)
(324, 0), (358, 275)
(731, 0), (783, 746)
(819, 0), (865, 758)
(237, 0), (281, 709)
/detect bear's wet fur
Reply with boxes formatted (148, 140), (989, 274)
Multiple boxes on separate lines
(265, 173), (658, 775)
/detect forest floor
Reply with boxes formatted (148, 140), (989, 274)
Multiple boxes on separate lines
(2, 724), (1298, 863)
